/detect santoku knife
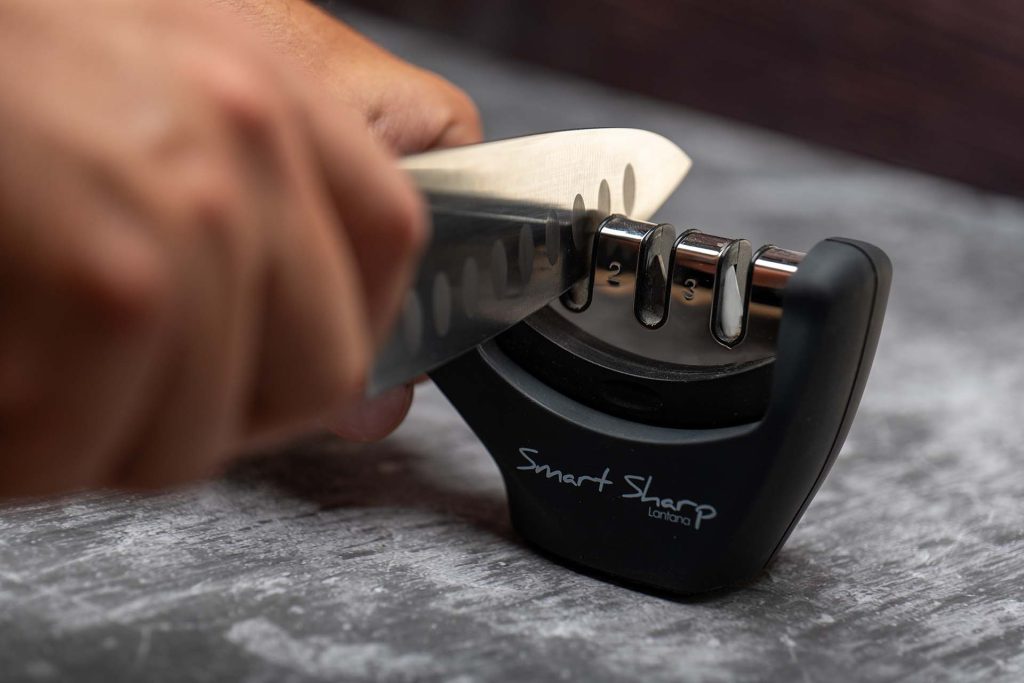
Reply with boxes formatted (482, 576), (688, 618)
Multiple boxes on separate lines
(369, 128), (691, 393)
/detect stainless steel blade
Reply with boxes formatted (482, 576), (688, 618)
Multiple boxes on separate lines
(369, 128), (691, 393)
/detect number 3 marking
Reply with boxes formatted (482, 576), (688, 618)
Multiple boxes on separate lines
(683, 278), (697, 301)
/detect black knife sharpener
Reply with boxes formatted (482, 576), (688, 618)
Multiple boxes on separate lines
(430, 231), (891, 595)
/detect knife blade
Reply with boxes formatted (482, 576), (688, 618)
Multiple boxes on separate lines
(368, 128), (691, 393)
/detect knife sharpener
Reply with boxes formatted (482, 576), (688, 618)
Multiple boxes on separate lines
(429, 215), (891, 594)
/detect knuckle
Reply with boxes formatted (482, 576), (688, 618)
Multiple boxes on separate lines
(425, 74), (483, 146)
(195, 55), (284, 132)
(57, 237), (172, 337)
(173, 169), (254, 263)
(183, 171), (244, 228)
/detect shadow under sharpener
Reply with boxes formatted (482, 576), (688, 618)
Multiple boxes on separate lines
(431, 235), (891, 595)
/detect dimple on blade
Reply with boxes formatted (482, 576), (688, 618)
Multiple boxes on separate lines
(401, 128), (690, 223)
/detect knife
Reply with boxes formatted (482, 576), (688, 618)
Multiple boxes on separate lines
(369, 128), (691, 393)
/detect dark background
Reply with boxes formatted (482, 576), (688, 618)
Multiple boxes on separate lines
(339, 0), (1024, 197)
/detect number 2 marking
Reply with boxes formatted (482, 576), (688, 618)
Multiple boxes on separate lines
(607, 261), (622, 287)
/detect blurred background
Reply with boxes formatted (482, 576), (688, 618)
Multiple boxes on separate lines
(334, 0), (1023, 197)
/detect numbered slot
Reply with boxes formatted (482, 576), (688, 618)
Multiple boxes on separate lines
(557, 215), (805, 368)
(672, 232), (753, 348)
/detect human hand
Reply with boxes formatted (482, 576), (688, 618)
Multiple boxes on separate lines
(0, 0), (427, 495)
(216, 0), (483, 154)
(215, 0), (484, 439)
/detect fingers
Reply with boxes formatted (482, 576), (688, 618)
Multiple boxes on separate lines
(0, 1), (439, 496)
(242, 116), (375, 441)
(108, 89), (267, 487)
(367, 67), (484, 154)
(299, 92), (430, 345)
(0, 191), (171, 495)
(189, 51), (379, 444)
(188, 12), (432, 344)
(326, 384), (414, 443)
(218, 0), (484, 154)
(102, 36), (423, 481)
(112, 50), (376, 478)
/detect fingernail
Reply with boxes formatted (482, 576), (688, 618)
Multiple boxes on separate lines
(327, 385), (414, 443)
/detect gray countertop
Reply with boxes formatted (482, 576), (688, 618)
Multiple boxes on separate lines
(2, 5), (1023, 682)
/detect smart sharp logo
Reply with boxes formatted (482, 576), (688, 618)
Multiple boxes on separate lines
(516, 447), (718, 531)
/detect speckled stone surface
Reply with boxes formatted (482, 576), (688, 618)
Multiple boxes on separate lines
(2, 6), (1023, 682)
